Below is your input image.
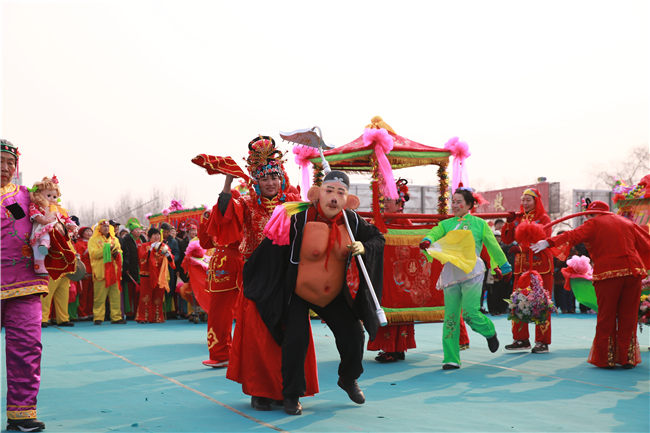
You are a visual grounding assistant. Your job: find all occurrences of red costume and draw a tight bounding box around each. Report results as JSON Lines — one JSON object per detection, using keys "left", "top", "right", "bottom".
{"left": 195, "top": 216, "right": 241, "bottom": 366}
{"left": 206, "top": 136, "right": 318, "bottom": 402}
{"left": 547, "top": 201, "right": 650, "bottom": 368}
{"left": 136, "top": 242, "right": 174, "bottom": 323}
{"left": 73, "top": 231, "right": 93, "bottom": 319}
{"left": 502, "top": 188, "right": 554, "bottom": 346}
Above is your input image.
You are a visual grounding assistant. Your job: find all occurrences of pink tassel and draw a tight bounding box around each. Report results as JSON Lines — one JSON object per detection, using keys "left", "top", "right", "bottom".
{"left": 263, "top": 205, "right": 290, "bottom": 245}
{"left": 444, "top": 137, "right": 471, "bottom": 191}
{"left": 293, "top": 145, "right": 318, "bottom": 200}
{"left": 362, "top": 128, "right": 398, "bottom": 199}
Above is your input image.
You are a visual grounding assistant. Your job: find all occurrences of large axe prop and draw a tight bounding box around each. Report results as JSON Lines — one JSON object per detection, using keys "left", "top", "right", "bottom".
{"left": 280, "top": 126, "right": 388, "bottom": 327}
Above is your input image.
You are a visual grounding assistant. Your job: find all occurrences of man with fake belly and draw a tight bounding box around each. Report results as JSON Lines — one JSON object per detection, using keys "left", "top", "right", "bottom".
{"left": 244, "top": 170, "right": 385, "bottom": 416}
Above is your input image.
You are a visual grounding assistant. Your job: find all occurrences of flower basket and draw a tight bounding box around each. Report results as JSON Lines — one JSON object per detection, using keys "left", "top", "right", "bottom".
{"left": 506, "top": 271, "right": 557, "bottom": 325}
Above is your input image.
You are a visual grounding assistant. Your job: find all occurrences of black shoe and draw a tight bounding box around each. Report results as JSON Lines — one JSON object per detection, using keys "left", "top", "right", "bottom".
{"left": 57, "top": 321, "right": 74, "bottom": 327}
{"left": 6, "top": 418, "right": 45, "bottom": 432}
{"left": 531, "top": 342, "right": 549, "bottom": 354}
{"left": 442, "top": 363, "right": 460, "bottom": 370}
{"left": 94, "top": 320, "right": 102, "bottom": 325}
{"left": 621, "top": 363, "right": 635, "bottom": 369}
{"left": 250, "top": 396, "right": 271, "bottom": 411}
{"left": 111, "top": 319, "right": 127, "bottom": 324}
{"left": 487, "top": 334, "right": 499, "bottom": 353}
{"left": 41, "top": 322, "right": 48, "bottom": 328}
{"left": 504, "top": 339, "right": 531, "bottom": 351}
{"left": 283, "top": 397, "right": 302, "bottom": 415}
{"left": 337, "top": 377, "right": 365, "bottom": 404}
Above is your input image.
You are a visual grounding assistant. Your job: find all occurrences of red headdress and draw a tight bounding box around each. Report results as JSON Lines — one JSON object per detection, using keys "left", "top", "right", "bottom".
{"left": 520, "top": 188, "right": 547, "bottom": 220}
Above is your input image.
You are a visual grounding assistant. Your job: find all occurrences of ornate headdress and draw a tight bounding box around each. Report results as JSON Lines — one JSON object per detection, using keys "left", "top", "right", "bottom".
{"left": 1, "top": 139, "right": 19, "bottom": 159}
{"left": 246, "top": 136, "right": 285, "bottom": 180}
{"left": 246, "top": 135, "right": 288, "bottom": 202}
{"left": 396, "top": 178, "right": 410, "bottom": 205}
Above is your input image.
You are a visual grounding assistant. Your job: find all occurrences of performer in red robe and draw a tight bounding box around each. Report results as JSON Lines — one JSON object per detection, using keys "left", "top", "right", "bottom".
{"left": 206, "top": 136, "right": 318, "bottom": 411}
{"left": 194, "top": 213, "right": 241, "bottom": 368}
{"left": 501, "top": 188, "right": 554, "bottom": 353}
{"left": 532, "top": 200, "right": 650, "bottom": 368}
{"left": 74, "top": 226, "right": 94, "bottom": 320}
{"left": 136, "top": 228, "right": 174, "bottom": 323}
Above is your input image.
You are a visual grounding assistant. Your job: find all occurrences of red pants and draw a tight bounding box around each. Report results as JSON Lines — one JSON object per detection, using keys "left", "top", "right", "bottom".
{"left": 589, "top": 275, "right": 642, "bottom": 368}
{"left": 76, "top": 276, "right": 94, "bottom": 319}
{"left": 511, "top": 272, "right": 554, "bottom": 344}
{"left": 207, "top": 289, "right": 239, "bottom": 362}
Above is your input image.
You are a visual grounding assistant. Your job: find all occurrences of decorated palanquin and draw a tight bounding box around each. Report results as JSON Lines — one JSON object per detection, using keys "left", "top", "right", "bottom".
{"left": 148, "top": 207, "right": 206, "bottom": 230}
{"left": 305, "top": 116, "right": 452, "bottom": 324}
{"left": 381, "top": 227, "right": 445, "bottom": 323}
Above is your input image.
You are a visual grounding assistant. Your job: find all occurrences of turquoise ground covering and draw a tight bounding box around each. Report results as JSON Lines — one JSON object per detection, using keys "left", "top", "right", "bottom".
{"left": 2, "top": 314, "right": 649, "bottom": 432}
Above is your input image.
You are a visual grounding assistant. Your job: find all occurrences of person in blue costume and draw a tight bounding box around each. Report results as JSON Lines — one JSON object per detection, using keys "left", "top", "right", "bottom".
{"left": 420, "top": 187, "right": 512, "bottom": 369}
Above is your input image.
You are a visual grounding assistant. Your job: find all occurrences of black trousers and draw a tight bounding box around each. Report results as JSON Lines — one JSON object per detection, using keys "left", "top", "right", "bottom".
{"left": 282, "top": 292, "right": 365, "bottom": 398}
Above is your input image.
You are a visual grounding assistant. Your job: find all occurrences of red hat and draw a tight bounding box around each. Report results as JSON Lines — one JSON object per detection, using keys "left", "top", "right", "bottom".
{"left": 587, "top": 200, "right": 610, "bottom": 212}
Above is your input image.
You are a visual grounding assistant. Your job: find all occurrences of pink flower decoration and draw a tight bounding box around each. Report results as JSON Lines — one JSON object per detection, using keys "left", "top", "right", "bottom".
{"left": 362, "top": 128, "right": 398, "bottom": 199}
{"left": 292, "top": 145, "right": 319, "bottom": 200}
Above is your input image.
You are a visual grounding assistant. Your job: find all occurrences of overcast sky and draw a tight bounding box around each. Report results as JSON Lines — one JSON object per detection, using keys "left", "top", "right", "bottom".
{"left": 1, "top": 0, "right": 647, "bottom": 217}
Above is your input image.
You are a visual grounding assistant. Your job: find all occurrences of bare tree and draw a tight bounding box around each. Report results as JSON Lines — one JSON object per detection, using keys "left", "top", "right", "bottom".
{"left": 67, "top": 186, "right": 186, "bottom": 228}
{"left": 594, "top": 144, "right": 649, "bottom": 188}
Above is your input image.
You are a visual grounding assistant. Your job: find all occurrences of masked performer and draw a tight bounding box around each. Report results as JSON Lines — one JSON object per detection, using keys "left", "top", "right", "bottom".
{"left": 501, "top": 188, "right": 554, "bottom": 353}
{"left": 247, "top": 170, "right": 385, "bottom": 415}
{"left": 1, "top": 139, "right": 48, "bottom": 432}
{"left": 532, "top": 201, "right": 650, "bottom": 368}
{"left": 205, "top": 136, "right": 318, "bottom": 411}
{"left": 420, "top": 187, "right": 511, "bottom": 370}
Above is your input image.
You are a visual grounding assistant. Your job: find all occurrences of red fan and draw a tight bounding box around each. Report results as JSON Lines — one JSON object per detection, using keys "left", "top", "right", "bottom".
{"left": 191, "top": 154, "right": 250, "bottom": 182}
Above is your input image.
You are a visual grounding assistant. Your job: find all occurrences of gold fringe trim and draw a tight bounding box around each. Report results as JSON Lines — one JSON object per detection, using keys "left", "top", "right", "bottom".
{"left": 385, "top": 309, "right": 445, "bottom": 323}
{"left": 385, "top": 234, "right": 423, "bottom": 246}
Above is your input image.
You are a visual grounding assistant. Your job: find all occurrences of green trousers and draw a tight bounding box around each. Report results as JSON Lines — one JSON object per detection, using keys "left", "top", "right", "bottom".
{"left": 443, "top": 278, "right": 496, "bottom": 365}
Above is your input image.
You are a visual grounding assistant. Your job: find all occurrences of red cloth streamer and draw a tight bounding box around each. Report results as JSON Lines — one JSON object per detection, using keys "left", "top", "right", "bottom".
{"left": 316, "top": 203, "right": 343, "bottom": 270}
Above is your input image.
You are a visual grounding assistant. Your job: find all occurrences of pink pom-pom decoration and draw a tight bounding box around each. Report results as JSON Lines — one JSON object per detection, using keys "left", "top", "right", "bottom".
{"left": 185, "top": 239, "right": 206, "bottom": 258}
{"left": 565, "top": 255, "right": 593, "bottom": 279}
{"left": 263, "top": 205, "right": 291, "bottom": 246}
{"left": 169, "top": 199, "right": 184, "bottom": 211}
{"left": 162, "top": 209, "right": 170, "bottom": 216}
{"left": 362, "top": 128, "right": 398, "bottom": 200}
{"left": 444, "top": 137, "right": 471, "bottom": 192}
{"left": 293, "top": 145, "right": 319, "bottom": 200}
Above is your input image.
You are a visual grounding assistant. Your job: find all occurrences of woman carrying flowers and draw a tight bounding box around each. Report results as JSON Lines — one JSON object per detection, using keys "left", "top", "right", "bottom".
{"left": 501, "top": 188, "right": 554, "bottom": 353}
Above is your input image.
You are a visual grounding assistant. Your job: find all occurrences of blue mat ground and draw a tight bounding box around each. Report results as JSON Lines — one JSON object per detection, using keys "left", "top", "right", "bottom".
{"left": 2, "top": 314, "right": 649, "bottom": 433}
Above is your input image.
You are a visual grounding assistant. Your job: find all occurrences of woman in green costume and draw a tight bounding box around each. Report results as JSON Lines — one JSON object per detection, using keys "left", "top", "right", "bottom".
{"left": 420, "top": 188, "right": 512, "bottom": 369}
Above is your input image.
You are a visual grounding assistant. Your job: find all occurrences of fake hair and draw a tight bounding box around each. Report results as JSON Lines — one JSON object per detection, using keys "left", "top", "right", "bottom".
{"left": 29, "top": 177, "right": 61, "bottom": 209}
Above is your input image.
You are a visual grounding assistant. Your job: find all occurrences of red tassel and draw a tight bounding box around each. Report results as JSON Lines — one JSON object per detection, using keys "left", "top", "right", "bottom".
{"left": 514, "top": 221, "right": 546, "bottom": 248}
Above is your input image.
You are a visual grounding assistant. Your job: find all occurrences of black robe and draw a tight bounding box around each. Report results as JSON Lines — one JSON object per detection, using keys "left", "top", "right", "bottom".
{"left": 120, "top": 234, "right": 140, "bottom": 284}
{"left": 243, "top": 207, "right": 384, "bottom": 345}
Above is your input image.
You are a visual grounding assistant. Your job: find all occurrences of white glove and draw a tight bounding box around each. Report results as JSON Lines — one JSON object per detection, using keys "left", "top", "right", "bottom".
{"left": 530, "top": 240, "right": 549, "bottom": 253}
{"left": 348, "top": 241, "right": 365, "bottom": 256}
